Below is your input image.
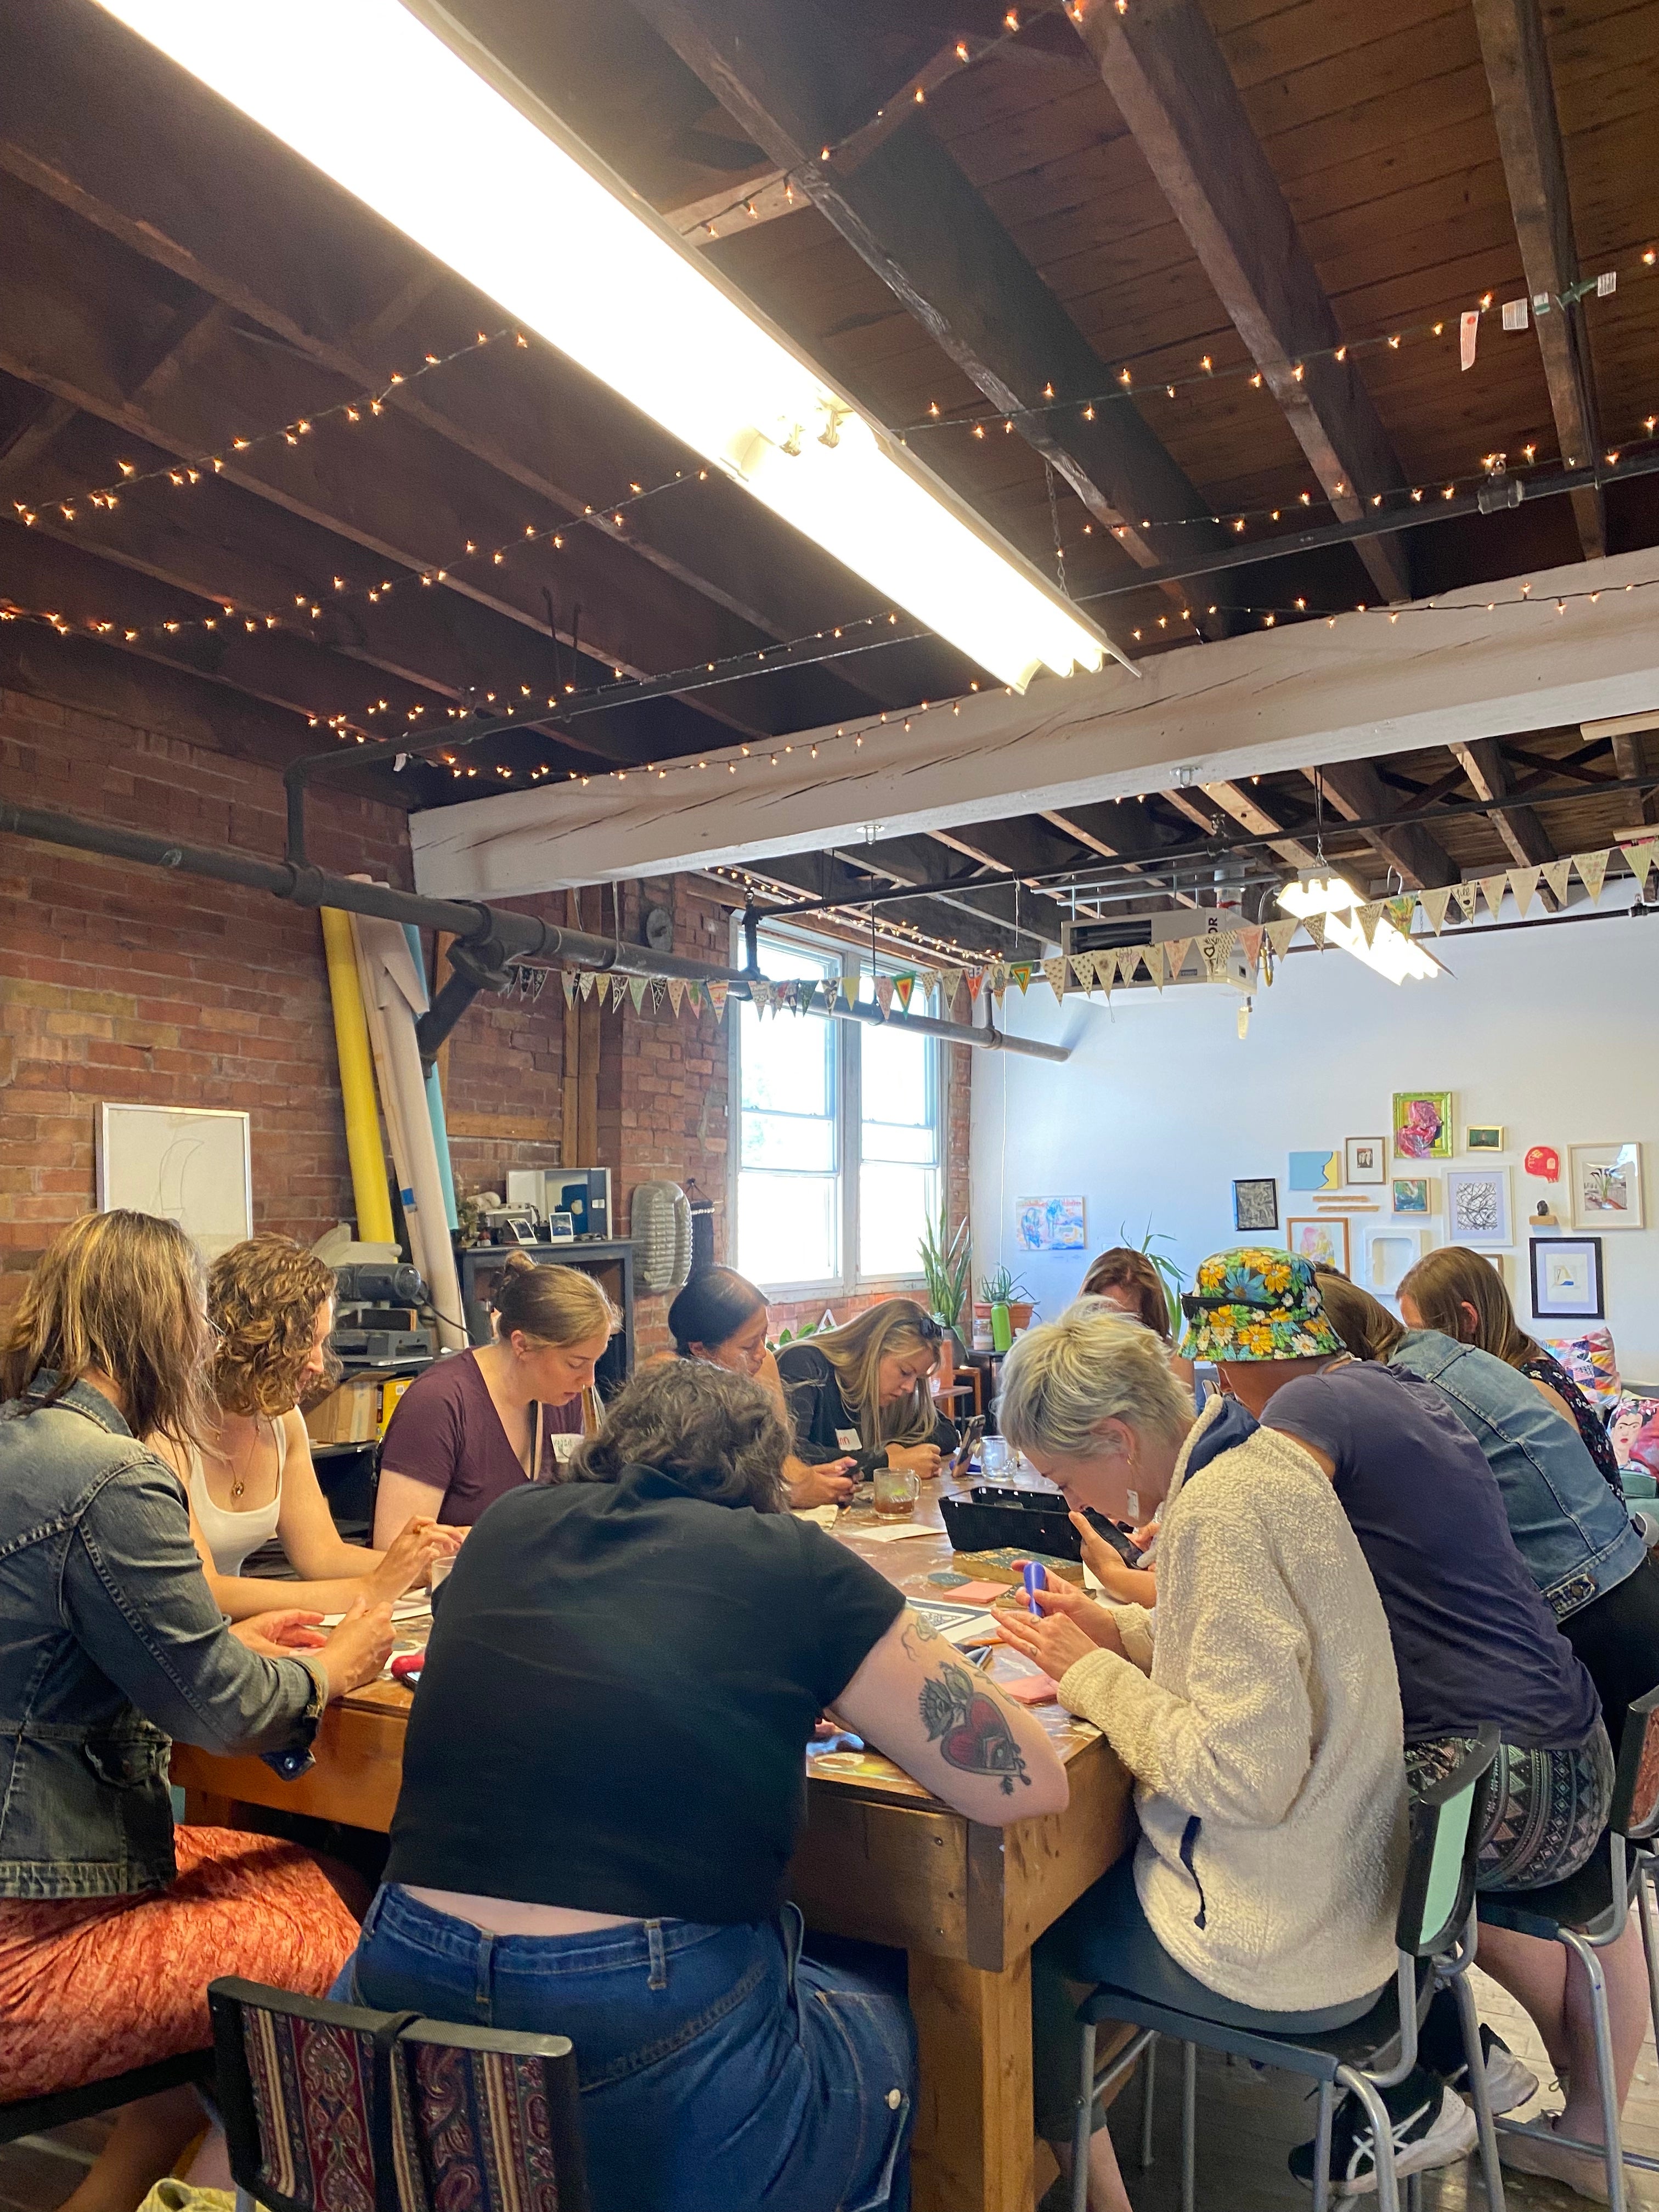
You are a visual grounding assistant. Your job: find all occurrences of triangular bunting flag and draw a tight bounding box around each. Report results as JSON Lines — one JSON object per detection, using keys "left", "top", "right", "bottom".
{"left": 986, "top": 960, "right": 1009, "bottom": 997}
{"left": 1070, "top": 954, "right": 1095, "bottom": 994}
{"left": 917, "top": 969, "right": 941, "bottom": 1008}
{"left": 707, "top": 979, "right": 729, "bottom": 1015}
{"left": 1385, "top": 895, "right": 1418, "bottom": 939}
{"left": 627, "top": 975, "right": 648, "bottom": 1013}
{"left": 1477, "top": 873, "right": 1510, "bottom": 920}
{"left": 1419, "top": 886, "right": 1453, "bottom": 934}
{"left": 1575, "top": 848, "right": 1609, "bottom": 903}
{"left": 1542, "top": 857, "right": 1572, "bottom": 907}
{"left": 1265, "top": 918, "right": 1298, "bottom": 963}
{"left": 1197, "top": 931, "right": 1236, "bottom": 981}
{"left": 650, "top": 978, "right": 668, "bottom": 1014}
{"left": 1165, "top": 938, "right": 1195, "bottom": 977}
{"left": 1508, "top": 866, "right": 1541, "bottom": 919}
{"left": 1302, "top": 913, "right": 1327, "bottom": 951}
{"left": 1011, "top": 962, "right": 1032, "bottom": 994}
{"left": 874, "top": 975, "right": 895, "bottom": 1017}
{"left": 1143, "top": 943, "right": 1166, "bottom": 990}
{"left": 1354, "top": 901, "right": 1386, "bottom": 948}
{"left": 1043, "top": 955, "right": 1068, "bottom": 998}
{"left": 893, "top": 974, "right": 915, "bottom": 1013}
{"left": 939, "top": 969, "right": 962, "bottom": 1012}
{"left": 749, "top": 979, "right": 772, "bottom": 1015}
{"left": 666, "top": 978, "right": 687, "bottom": 1016}
{"left": 1239, "top": 926, "right": 1263, "bottom": 970}
{"left": 1625, "top": 839, "right": 1659, "bottom": 895}
{"left": 561, "top": 970, "right": 577, "bottom": 1006}
{"left": 686, "top": 981, "right": 703, "bottom": 1013}
{"left": 1453, "top": 881, "right": 1480, "bottom": 922}
{"left": 578, "top": 969, "right": 597, "bottom": 1000}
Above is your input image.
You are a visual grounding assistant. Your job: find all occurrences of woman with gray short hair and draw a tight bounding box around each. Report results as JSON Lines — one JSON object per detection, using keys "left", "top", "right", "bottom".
{"left": 995, "top": 1293, "right": 1408, "bottom": 2211}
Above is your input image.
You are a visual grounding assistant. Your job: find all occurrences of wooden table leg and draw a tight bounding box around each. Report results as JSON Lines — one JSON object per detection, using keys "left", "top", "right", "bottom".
{"left": 179, "top": 1786, "right": 234, "bottom": 1827}
{"left": 909, "top": 1949, "right": 1035, "bottom": 2212}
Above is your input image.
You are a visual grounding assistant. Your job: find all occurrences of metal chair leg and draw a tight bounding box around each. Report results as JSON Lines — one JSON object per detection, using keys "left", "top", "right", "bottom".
{"left": 1181, "top": 2041, "right": 1197, "bottom": 2212}
{"left": 1311, "top": 2083, "right": 1334, "bottom": 2212}
{"left": 1069, "top": 2022, "right": 1096, "bottom": 2212}
{"left": 1563, "top": 1928, "right": 1628, "bottom": 2212}
{"left": 1139, "top": 2035, "right": 1157, "bottom": 2170}
{"left": 1405, "top": 2174, "right": 1423, "bottom": 2212}
{"left": 1339, "top": 2068, "right": 1402, "bottom": 2212}
{"left": 1448, "top": 1949, "right": 1507, "bottom": 2209}
{"left": 1637, "top": 1856, "right": 1659, "bottom": 2066}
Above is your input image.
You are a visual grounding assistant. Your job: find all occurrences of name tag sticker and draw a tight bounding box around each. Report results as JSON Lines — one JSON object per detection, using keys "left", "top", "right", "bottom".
{"left": 835, "top": 1429, "right": 861, "bottom": 1452}
{"left": 549, "top": 1431, "right": 582, "bottom": 1464}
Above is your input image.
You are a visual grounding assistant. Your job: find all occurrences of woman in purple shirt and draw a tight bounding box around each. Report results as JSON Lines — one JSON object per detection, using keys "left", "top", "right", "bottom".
{"left": 375, "top": 1252, "right": 613, "bottom": 1539}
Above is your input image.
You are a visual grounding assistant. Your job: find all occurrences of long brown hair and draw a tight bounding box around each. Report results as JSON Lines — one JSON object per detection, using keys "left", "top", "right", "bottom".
{"left": 1313, "top": 1269, "right": 1406, "bottom": 1362}
{"left": 494, "top": 1249, "right": 617, "bottom": 1347}
{"left": 814, "top": 1297, "right": 940, "bottom": 1453}
{"left": 1, "top": 1211, "right": 210, "bottom": 1444}
{"left": 1398, "top": 1246, "right": 1539, "bottom": 1368}
{"left": 1080, "top": 1248, "right": 1172, "bottom": 1342}
{"left": 209, "top": 1235, "right": 338, "bottom": 1417}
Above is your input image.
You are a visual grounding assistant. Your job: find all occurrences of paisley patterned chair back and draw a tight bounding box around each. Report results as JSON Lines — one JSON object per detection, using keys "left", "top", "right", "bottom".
{"left": 208, "top": 1979, "right": 589, "bottom": 2212}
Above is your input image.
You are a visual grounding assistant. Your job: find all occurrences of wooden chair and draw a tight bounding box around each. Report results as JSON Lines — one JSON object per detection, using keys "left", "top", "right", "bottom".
{"left": 208, "top": 1978, "right": 590, "bottom": 2212}
{"left": 0, "top": 2050, "right": 215, "bottom": 2149}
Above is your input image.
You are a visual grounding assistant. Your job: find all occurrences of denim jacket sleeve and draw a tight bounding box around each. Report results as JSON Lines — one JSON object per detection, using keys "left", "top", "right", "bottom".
{"left": 63, "top": 1451, "right": 319, "bottom": 1757}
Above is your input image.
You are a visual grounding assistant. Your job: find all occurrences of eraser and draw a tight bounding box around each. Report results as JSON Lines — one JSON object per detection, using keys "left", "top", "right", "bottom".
{"left": 1005, "top": 1672, "right": 1060, "bottom": 1705}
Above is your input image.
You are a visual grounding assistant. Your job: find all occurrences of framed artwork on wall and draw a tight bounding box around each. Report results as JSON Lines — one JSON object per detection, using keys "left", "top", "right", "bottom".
{"left": 1392, "top": 1178, "right": 1432, "bottom": 1215}
{"left": 1345, "top": 1137, "right": 1387, "bottom": 1186}
{"left": 1446, "top": 1167, "right": 1511, "bottom": 1248}
{"left": 1016, "top": 1196, "right": 1087, "bottom": 1251}
{"left": 1531, "top": 1236, "right": 1605, "bottom": 1321}
{"left": 1570, "top": 1143, "right": 1645, "bottom": 1231}
{"left": 1393, "top": 1091, "right": 1454, "bottom": 1160}
{"left": 1287, "top": 1216, "right": 1350, "bottom": 1274}
{"left": 1233, "top": 1177, "right": 1279, "bottom": 1232}
{"left": 1466, "top": 1125, "right": 1505, "bottom": 1152}
{"left": 1289, "top": 1150, "right": 1341, "bottom": 1192}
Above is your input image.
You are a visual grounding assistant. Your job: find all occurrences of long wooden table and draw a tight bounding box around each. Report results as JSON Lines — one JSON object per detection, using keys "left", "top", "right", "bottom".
{"left": 173, "top": 1483, "right": 1132, "bottom": 2212}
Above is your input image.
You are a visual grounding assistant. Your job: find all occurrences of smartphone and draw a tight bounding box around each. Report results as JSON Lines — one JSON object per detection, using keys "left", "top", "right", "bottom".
{"left": 948, "top": 1416, "right": 986, "bottom": 1476}
{"left": 1081, "top": 1511, "right": 1142, "bottom": 1566}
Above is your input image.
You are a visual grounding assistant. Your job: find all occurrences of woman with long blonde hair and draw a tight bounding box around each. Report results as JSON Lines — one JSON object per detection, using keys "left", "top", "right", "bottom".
{"left": 149, "top": 1235, "right": 458, "bottom": 1620}
{"left": 0, "top": 1211, "right": 392, "bottom": 2212}
{"left": 774, "top": 1297, "right": 957, "bottom": 1480}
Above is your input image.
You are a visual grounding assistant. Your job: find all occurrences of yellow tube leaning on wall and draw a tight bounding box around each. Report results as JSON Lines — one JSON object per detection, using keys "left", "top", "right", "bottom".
{"left": 320, "top": 906, "right": 396, "bottom": 1244}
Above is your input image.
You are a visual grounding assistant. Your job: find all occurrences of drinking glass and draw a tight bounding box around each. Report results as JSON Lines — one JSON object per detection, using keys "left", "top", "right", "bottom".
{"left": 980, "top": 1435, "right": 1011, "bottom": 1479}
{"left": 873, "top": 1465, "right": 920, "bottom": 1519}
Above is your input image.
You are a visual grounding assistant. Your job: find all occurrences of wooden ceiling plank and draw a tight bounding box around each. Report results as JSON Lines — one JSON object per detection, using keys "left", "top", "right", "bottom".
{"left": 1609, "top": 732, "right": 1659, "bottom": 827}
{"left": 1470, "top": 0, "right": 1606, "bottom": 560}
{"left": 831, "top": 834, "right": 1069, "bottom": 951}
{"left": 1200, "top": 779, "right": 1321, "bottom": 867}
{"left": 1069, "top": 0, "right": 1412, "bottom": 605}
{"left": 627, "top": 0, "right": 1229, "bottom": 594}
{"left": 1301, "top": 758, "right": 1460, "bottom": 889}
{"left": 1448, "top": 735, "right": 1560, "bottom": 867}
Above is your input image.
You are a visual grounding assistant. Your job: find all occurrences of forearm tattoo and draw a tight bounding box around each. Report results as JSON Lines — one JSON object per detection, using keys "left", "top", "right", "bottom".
{"left": 919, "top": 1660, "right": 1031, "bottom": 1796}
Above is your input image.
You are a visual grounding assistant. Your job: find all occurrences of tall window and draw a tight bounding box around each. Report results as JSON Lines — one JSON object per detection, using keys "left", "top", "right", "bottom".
{"left": 732, "top": 931, "right": 944, "bottom": 1296}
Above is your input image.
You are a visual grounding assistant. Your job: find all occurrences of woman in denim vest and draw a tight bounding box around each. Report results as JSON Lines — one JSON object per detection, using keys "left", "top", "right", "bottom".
{"left": 0, "top": 1212, "right": 393, "bottom": 2212}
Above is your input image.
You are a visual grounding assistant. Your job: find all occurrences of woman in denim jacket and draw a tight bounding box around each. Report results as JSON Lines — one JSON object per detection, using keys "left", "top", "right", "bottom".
{"left": 0, "top": 1211, "right": 393, "bottom": 2212}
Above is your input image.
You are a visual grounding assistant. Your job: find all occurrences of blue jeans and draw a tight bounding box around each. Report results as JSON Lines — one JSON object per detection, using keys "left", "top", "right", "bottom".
{"left": 337, "top": 1884, "right": 915, "bottom": 2212}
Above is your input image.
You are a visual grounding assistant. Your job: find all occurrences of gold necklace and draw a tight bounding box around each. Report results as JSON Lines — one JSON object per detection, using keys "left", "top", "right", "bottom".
{"left": 212, "top": 1415, "right": 264, "bottom": 1500}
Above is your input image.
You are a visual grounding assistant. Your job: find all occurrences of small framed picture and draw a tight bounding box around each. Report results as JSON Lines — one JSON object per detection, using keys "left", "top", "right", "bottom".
{"left": 1466, "top": 1125, "right": 1505, "bottom": 1152}
{"left": 1393, "top": 1091, "right": 1454, "bottom": 1160}
{"left": 1233, "top": 1177, "right": 1279, "bottom": 1233}
{"left": 1570, "top": 1143, "right": 1645, "bottom": 1231}
{"left": 1392, "top": 1177, "right": 1432, "bottom": 1215}
{"left": 1345, "top": 1136, "right": 1387, "bottom": 1186}
{"left": 1287, "top": 1216, "right": 1350, "bottom": 1275}
{"left": 1446, "top": 1167, "right": 1511, "bottom": 1249}
{"left": 1531, "top": 1236, "right": 1605, "bottom": 1321}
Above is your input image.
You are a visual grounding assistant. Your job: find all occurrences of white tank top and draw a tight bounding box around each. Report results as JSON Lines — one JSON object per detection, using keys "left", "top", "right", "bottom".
{"left": 188, "top": 1417, "right": 288, "bottom": 1576}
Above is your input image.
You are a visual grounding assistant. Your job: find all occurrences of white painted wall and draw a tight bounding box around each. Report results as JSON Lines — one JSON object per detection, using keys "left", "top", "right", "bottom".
{"left": 971, "top": 905, "right": 1659, "bottom": 1374}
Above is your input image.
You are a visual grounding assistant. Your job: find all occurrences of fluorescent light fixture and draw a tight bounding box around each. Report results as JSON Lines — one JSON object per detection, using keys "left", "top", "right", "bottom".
{"left": 94, "top": 0, "right": 1119, "bottom": 695}
{"left": 1277, "top": 872, "right": 1440, "bottom": 985}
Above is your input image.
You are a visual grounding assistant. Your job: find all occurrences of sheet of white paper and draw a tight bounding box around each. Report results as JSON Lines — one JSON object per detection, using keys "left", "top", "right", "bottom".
{"left": 851, "top": 1521, "right": 937, "bottom": 1544}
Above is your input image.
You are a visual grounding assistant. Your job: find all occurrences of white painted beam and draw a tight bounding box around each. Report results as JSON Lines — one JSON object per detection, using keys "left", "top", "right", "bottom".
{"left": 410, "top": 546, "right": 1659, "bottom": 898}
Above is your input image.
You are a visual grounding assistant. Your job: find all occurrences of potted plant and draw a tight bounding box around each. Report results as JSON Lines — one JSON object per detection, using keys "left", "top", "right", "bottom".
{"left": 1122, "top": 1222, "right": 1183, "bottom": 1334}
{"left": 918, "top": 1207, "right": 970, "bottom": 1388}
{"left": 976, "top": 1264, "right": 1034, "bottom": 1346}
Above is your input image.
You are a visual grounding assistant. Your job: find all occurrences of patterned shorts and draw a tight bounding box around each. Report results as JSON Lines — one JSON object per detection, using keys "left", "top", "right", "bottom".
{"left": 1405, "top": 1725, "right": 1614, "bottom": 1891}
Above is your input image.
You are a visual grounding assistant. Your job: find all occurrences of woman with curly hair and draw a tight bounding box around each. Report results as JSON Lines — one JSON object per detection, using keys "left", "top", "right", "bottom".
{"left": 151, "top": 1235, "right": 456, "bottom": 1621}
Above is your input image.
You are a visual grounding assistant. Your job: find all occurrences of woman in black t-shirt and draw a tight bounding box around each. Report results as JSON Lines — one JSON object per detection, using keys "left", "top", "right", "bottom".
{"left": 341, "top": 1360, "right": 1065, "bottom": 2212}
{"left": 775, "top": 1297, "right": 958, "bottom": 1481}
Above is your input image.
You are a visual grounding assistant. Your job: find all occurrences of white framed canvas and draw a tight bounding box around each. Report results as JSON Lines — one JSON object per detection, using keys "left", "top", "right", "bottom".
{"left": 1446, "top": 1167, "right": 1511, "bottom": 1249}
{"left": 1364, "top": 1228, "right": 1426, "bottom": 1298}
{"left": 1570, "top": 1143, "right": 1645, "bottom": 1231}
{"left": 98, "top": 1102, "right": 253, "bottom": 1259}
{"left": 1345, "top": 1136, "right": 1387, "bottom": 1186}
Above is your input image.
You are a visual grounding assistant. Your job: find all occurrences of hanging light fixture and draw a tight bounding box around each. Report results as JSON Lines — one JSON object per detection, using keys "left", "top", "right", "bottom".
{"left": 94, "top": 0, "right": 1120, "bottom": 695}
{"left": 1277, "top": 873, "right": 1441, "bottom": 984}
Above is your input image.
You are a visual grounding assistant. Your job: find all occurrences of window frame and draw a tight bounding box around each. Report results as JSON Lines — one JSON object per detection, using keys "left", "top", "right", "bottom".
{"left": 727, "top": 919, "right": 946, "bottom": 1302}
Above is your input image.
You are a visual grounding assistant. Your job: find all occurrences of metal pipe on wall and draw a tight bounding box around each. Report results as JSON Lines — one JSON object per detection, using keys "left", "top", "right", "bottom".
{"left": 0, "top": 800, "right": 1073, "bottom": 1062}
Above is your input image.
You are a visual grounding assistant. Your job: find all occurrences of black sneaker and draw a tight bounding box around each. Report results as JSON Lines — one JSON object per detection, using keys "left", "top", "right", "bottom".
{"left": 1289, "top": 2075, "right": 1477, "bottom": 2195}
{"left": 1447, "top": 2025, "right": 1538, "bottom": 2115}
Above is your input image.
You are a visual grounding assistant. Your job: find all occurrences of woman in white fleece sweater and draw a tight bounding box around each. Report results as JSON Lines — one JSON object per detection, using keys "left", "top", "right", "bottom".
{"left": 996, "top": 1295, "right": 1408, "bottom": 2212}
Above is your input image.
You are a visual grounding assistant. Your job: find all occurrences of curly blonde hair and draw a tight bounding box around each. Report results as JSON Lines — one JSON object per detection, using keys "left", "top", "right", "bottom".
{"left": 208, "top": 1235, "right": 338, "bottom": 1417}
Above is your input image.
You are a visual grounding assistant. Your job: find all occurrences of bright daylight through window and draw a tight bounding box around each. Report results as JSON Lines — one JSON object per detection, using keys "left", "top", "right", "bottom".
{"left": 735, "top": 940, "right": 941, "bottom": 1295}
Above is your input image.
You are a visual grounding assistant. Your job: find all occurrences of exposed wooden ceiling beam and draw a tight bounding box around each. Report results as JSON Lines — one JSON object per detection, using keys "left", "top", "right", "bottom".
{"left": 1470, "top": 0, "right": 1605, "bottom": 561}
{"left": 1609, "top": 732, "right": 1659, "bottom": 827}
{"left": 1448, "top": 737, "right": 1559, "bottom": 868}
{"left": 1161, "top": 787, "right": 1216, "bottom": 833}
{"left": 409, "top": 542, "right": 1659, "bottom": 898}
{"left": 1200, "top": 780, "right": 1320, "bottom": 869}
{"left": 1070, "top": 0, "right": 1412, "bottom": 606}
{"left": 628, "top": 0, "right": 1230, "bottom": 593}
{"left": 847, "top": 833, "right": 1073, "bottom": 949}
{"left": 725, "top": 848, "right": 1020, "bottom": 960}
{"left": 1302, "top": 759, "right": 1460, "bottom": 890}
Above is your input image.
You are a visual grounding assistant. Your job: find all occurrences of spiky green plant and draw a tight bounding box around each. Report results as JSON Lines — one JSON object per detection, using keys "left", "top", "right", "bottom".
{"left": 919, "top": 1205, "right": 972, "bottom": 1330}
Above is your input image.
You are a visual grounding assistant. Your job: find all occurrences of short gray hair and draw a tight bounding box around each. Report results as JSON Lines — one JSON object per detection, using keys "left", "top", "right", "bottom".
{"left": 998, "top": 1299, "right": 1192, "bottom": 1461}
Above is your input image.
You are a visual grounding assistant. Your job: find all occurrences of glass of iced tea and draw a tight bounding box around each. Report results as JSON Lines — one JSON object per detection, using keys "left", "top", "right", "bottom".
{"left": 873, "top": 1465, "right": 920, "bottom": 1519}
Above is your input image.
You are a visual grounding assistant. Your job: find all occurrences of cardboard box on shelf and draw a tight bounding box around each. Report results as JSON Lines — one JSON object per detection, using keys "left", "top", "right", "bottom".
{"left": 304, "top": 1374, "right": 382, "bottom": 1445}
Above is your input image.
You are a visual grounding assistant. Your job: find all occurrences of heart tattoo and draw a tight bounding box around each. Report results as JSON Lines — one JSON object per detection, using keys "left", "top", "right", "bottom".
{"left": 919, "top": 1663, "right": 1031, "bottom": 1796}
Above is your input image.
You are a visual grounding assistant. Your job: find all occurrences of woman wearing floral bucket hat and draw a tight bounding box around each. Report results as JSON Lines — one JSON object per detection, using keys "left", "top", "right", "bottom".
{"left": 1194, "top": 1250, "right": 1618, "bottom": 2206}
{"left": 995, "top": 1286, "right": 1408, "bottom": 2211}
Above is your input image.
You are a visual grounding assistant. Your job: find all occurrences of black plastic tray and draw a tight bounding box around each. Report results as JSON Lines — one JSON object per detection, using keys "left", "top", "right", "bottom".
{"left": 939, "top": 1483, "right": 1120, "bottom": 1562}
